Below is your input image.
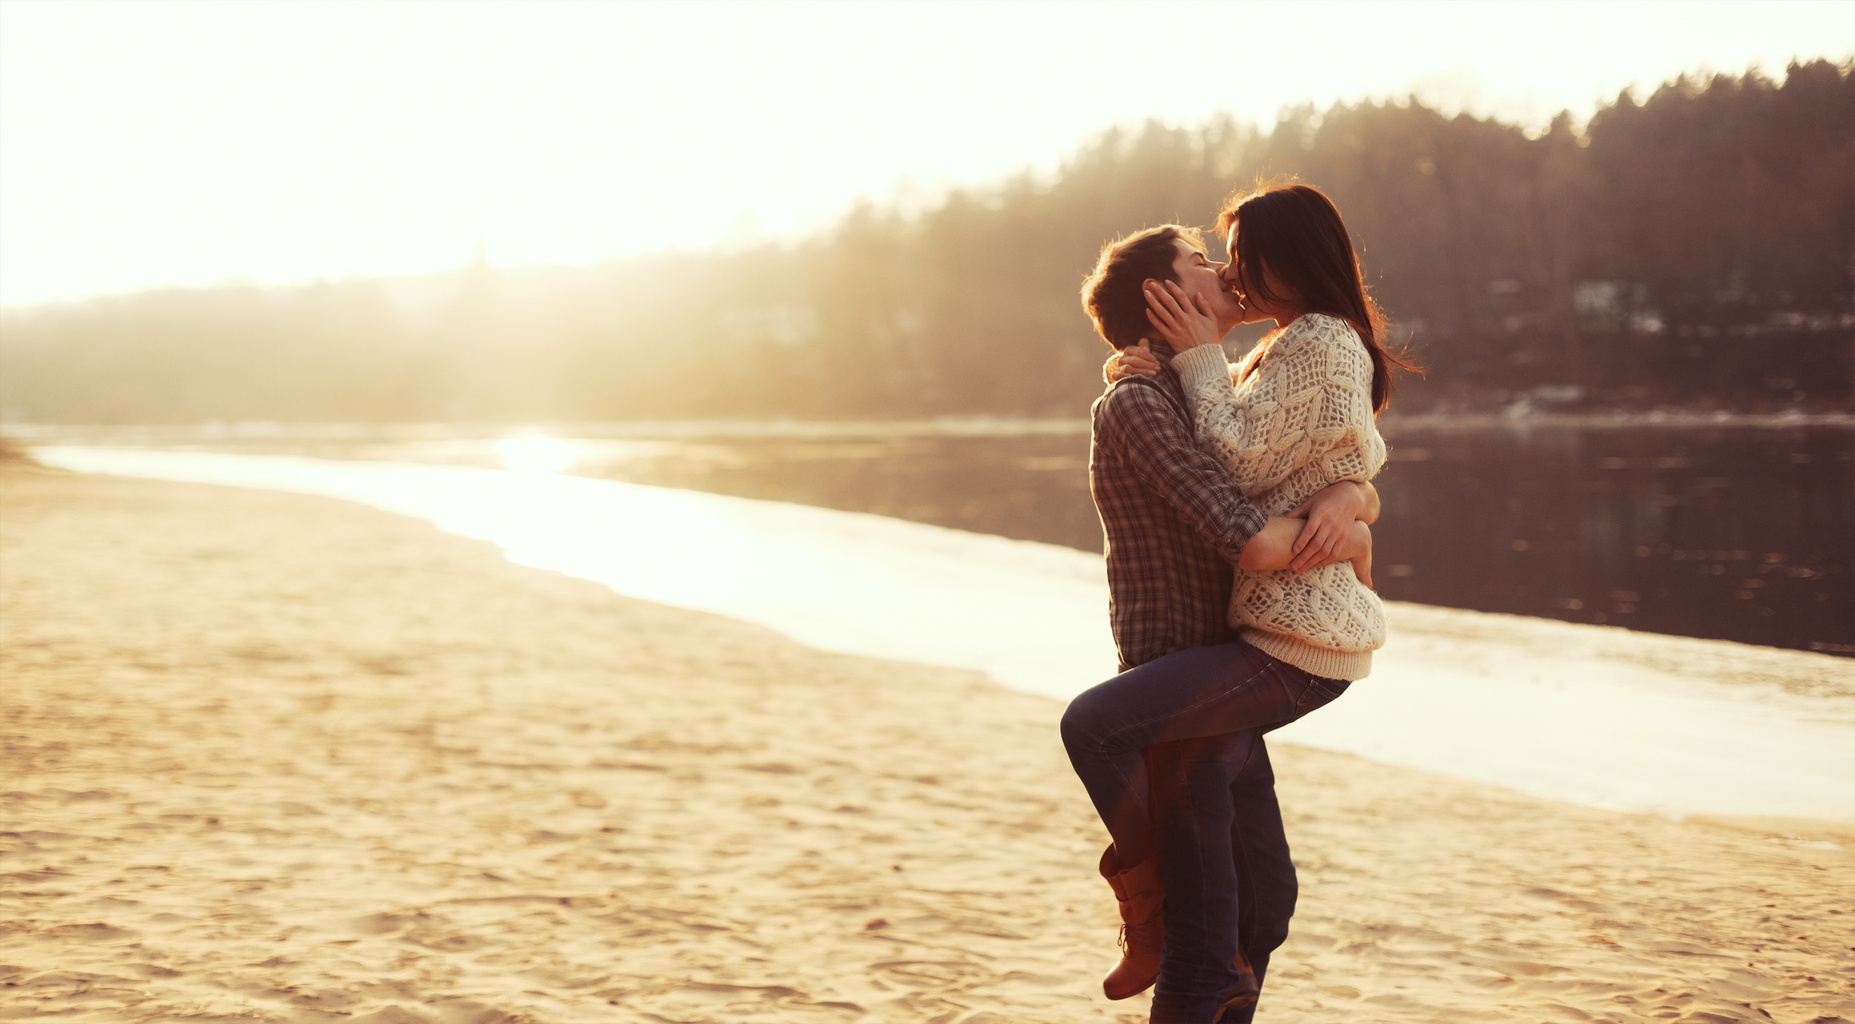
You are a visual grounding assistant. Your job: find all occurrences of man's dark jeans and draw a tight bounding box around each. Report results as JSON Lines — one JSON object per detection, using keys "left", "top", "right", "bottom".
{"left": 1147, "top": 733, "right": 1302, "bottom": 1023}
{"left": 1061, "top": 640, "right": 1350, "bottom": 1022}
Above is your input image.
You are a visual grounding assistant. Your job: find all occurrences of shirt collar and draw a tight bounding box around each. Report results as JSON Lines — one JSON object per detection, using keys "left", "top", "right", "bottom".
{"left": 1146, "top": 339, "right": 1181, "bottom": 368}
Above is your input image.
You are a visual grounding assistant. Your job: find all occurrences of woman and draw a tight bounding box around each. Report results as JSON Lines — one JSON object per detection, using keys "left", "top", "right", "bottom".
{"left": 1063, "top": 181, "right": 1401, "bottom": 1019}
{"left": 1122, "top": 181, "right": 1398, "bottom": 674}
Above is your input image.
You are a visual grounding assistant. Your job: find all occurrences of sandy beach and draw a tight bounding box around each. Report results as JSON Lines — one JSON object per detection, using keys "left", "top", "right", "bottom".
{"left": 3, "top": 461, "right": 1851, "bottom": 1024}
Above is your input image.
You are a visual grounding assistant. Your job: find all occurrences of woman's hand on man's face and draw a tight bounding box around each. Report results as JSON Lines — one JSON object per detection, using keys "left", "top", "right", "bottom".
{"left": 1104, "top": 340, "right": 1163, "bottom": 383}
{"left": 1144, "top": 279, "right": 1225, "bottom": 351}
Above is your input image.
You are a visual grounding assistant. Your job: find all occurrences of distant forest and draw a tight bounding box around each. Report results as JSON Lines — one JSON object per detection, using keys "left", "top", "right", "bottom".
{"left": 3, "top": 61, "right": 1850, "bottom": 424}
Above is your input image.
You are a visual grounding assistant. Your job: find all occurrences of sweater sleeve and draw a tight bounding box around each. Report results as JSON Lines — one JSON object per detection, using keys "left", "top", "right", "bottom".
{"left": 1173, "top": 316, "right": 1382, "bottom": 496}
{"left": 1095, "top": 381, "right": 1267, "bottom": 566}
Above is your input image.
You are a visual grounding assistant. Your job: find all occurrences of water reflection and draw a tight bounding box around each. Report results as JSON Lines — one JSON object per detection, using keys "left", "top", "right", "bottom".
{"left": 1371, "top": 424, "right": 1853, "bottom": 655}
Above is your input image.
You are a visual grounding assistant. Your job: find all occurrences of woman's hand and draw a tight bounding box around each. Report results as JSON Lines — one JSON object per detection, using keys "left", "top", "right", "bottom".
{"left": 1103, "top": 340, "right": 1163, "bottom": 383}
{"left": 1286, "top": 481, "right": 1373, "bottom": 573}
{"left": 1144, "top": 279, "right": 1223, "bottom": 351}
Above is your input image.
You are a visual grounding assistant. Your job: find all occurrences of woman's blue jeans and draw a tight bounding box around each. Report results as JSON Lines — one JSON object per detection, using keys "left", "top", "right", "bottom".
{"left": 1060, "top": 640, "right": 1348, "bottom": 869}
{"left": 1061, "top": 641, "right": 1350, "bottom": 1022}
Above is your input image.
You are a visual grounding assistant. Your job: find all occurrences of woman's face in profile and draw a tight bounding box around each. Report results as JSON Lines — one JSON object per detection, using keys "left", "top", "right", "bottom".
{"left": 1222, "top": 226, "right": 1296, "bottom": 324}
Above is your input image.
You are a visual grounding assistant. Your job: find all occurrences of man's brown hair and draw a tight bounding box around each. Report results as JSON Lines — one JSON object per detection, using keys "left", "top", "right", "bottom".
{"left": 1080, "top": 225, "right": 1204, "bottom": 348}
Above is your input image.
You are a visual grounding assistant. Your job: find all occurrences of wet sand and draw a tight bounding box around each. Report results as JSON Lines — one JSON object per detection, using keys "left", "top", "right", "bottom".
{"left": 3, "top": 463, "right": 1851, "bottom": 1023}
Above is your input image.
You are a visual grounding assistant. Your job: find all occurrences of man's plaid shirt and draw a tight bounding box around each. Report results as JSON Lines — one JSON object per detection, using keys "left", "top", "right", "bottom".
{"left": 1089, "top": 341, "right": 1267, "bottom": 672}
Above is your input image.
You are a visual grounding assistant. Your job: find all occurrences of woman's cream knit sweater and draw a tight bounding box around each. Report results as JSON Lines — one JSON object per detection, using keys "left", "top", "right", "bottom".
{"left": 1171, "top": 313, "right": 1388, "bottom": 680}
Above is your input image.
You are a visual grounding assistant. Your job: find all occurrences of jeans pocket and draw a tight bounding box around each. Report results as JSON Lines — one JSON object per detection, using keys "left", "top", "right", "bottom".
{"left": 1294, "top": 675, "right": 1351, "bottom": 717}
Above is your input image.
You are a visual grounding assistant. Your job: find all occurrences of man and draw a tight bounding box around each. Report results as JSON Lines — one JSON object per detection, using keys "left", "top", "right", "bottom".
{"left": 1070, "top": 224, "right": 1373, "bottom": 1022}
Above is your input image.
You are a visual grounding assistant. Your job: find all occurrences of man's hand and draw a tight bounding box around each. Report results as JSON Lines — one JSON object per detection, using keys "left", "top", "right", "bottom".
{"left": 1344, "top": 520, "right": 1373, "bottom": 589}
{"left": 1286, "top": 481, "right": 1378, "bottom": 573}
{"left": 1104, "top": 340, "right": 1162, "bottom": 384}
{"left": 1239, "top": 515, "right": 1374, "bottom": 589}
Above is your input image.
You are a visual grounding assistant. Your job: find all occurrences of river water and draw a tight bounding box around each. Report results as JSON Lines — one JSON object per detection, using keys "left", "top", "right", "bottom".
{"left": 29, "top": 417, "right": 1846, "bottom": 655}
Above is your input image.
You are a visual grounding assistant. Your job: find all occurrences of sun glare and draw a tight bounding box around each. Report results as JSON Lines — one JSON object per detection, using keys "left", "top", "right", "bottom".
{"left": 496, "top": 436, "right": 577, "bottom": 475}
{"left": 3, "top": 3, "right": 1847, "bottom": 305}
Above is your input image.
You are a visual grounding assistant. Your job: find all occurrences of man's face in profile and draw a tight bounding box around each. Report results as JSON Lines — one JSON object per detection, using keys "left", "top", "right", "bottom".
{"left": 1168, "top": 238, "right": 1244, "bottom": 330}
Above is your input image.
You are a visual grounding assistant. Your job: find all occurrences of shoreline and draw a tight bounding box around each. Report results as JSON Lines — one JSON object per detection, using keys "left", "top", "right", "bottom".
{"left": 27, "top": 445, "right": 1855, "bottom": 824}
{"left": 3, "top": 464, "right": 1852, "bottom": 1022}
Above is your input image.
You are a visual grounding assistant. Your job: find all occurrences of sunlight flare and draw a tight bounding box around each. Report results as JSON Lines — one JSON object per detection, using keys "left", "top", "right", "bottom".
{"left": 496, "top": 436, "right": 577, "bottom": 475}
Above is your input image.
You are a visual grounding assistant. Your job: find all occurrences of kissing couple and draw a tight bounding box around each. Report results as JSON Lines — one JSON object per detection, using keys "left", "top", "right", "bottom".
{"left": 1063, "top": 180, "right": 1408, "bottom": 1022}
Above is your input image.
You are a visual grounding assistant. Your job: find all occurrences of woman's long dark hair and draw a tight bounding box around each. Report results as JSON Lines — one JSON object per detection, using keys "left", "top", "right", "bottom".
{"left": 1217, "top": 181, "right": 1414, "bottom": 413}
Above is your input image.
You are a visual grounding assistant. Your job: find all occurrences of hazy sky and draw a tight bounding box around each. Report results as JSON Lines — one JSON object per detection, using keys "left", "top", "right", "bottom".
{"left": 2, "top": 0, "right": 1850, "bottom": 306}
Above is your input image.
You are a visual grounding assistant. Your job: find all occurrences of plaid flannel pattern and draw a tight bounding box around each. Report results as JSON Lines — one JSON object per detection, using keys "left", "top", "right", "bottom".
{"left": 1089, "top": 342, "right": 1267, "bottom": 671}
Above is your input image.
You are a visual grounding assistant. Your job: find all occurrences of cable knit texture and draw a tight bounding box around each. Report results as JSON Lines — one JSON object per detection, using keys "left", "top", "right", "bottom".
{"left": 1172, "top": 313, "right": 1388, "bottom": 680}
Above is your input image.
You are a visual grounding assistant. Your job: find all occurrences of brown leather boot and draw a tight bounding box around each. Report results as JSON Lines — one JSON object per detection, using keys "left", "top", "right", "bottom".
{"left": 1098, "top": 844, "right": 1165, "bottom": 1000}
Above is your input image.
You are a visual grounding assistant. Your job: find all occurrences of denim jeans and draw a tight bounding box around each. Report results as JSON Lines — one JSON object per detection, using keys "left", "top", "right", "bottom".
{"left": 1060, "top": 641, "right": 1350, "bottom": 1022}
{"left": 1147, "top": 733, "right": 1299, "bottom": 1023}
{"left": 1060, "top": 640, "right": 1348, "bottom": 869}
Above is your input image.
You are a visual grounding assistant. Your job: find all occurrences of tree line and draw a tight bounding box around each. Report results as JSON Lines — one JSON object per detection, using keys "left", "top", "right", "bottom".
{"left": 3, "top": 60, "right": 1849, "bottom": 424}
